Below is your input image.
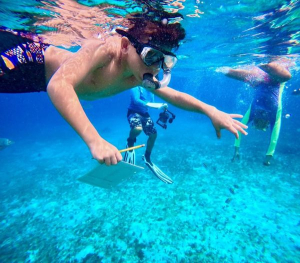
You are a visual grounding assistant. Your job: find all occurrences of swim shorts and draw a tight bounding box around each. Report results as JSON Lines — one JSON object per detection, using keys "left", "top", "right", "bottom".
{"left": 0, "top": 28, "right": 50, "bottom": 93}
{"left": 127, "top": 110, "right": 157, "bottom": 136}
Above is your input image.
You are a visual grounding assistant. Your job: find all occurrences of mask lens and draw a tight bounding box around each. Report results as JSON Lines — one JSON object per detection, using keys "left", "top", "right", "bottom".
{"left": 163, "top": 56, "right": 177, "bottom": 70}
{"left": 140, "top": 47, "right": 177, "bottom": 69}
{"left": 142, "top": 47, "right": 164, "bottom": 66}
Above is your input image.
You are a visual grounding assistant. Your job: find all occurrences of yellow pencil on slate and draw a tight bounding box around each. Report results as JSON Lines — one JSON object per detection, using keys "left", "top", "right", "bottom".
{"left": 119, "top": 144, "right": 145, "bottom": 153}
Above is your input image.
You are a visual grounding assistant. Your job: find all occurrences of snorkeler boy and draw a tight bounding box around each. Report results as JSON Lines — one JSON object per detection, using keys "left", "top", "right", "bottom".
{"left": 217, "top": 59, "right": 292, "bottom": 165}
{"left": 0, "top": 15, "right": 247, "bottom": 166}
{"left": 124, "top": 86, "right": 172, "bottom": 184}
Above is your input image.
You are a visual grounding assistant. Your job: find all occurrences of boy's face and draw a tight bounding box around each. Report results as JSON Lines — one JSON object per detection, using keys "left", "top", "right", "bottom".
{"left": 119, "top": 31, "right": 176, "bottom": 83}
{"left": 127, "top": 45, "right": 161, "bottom": 82}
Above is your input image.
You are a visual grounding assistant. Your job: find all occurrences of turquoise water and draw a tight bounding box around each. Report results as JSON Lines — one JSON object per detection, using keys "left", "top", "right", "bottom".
{"left": 0, "top": 1, "right": 300, "bottom": 262}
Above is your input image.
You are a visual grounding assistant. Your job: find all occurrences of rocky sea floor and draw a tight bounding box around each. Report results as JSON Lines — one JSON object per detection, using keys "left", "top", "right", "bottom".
{"left": 0, "top": 123, "right": 299, "bottom": 263}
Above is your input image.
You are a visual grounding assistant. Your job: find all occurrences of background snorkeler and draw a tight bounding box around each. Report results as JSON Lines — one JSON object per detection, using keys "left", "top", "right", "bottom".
{"left": 217, "top": 58, "right": 293, "bottom": 165}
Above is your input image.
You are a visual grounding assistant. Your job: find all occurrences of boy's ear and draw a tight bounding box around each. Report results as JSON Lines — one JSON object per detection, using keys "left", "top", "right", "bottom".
{"left": 121, "top": 37, "right": 130, "bottom": 54}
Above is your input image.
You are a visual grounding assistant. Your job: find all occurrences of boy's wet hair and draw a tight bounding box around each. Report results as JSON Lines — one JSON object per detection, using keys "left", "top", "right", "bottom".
{"left": 122, "top": 10, "right": 186, "bottom": 50}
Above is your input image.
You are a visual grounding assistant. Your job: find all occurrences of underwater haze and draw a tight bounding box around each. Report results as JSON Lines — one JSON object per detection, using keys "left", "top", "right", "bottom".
{"left": 0, "top": 0, "right": 300, "bottom": 262}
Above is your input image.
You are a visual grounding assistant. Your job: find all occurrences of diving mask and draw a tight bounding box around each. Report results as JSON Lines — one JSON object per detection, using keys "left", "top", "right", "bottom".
{"left": 116, "top": 29, "right": 177, "bottom": 89}
{"left": 116, "top": 29, "right": 177, "bottom": 70}
{"left": 140, "top": 46, "right": 177, "bottom": 70}
{"left": 139, "top": 46, "right": 176, "bottom": 90}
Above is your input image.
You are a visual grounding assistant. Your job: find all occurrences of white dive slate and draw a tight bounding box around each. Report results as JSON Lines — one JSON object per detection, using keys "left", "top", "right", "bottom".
{"left": 78, "top": 161, "right": 144, "bottom": 189}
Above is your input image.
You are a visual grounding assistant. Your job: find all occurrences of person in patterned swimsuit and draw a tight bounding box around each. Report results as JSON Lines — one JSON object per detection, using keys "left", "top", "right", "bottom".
{"left": 217, "top": 59, "right": 292, "bottom": 165}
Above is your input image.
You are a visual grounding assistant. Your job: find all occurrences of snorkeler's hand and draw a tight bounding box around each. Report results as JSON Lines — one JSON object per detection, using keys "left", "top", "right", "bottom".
{"left": 89, "top": 138, "right": 122, "bottom": 166}
{"left": 208, "top": 108, "right": 248, "bottom": 139}
{"left": 215, "top": 67, "right": 230, "bottom": 75}
{"left": 159, "top": 103, "right": 168, "bottom": 110}
{"left": 146, "top": 102, "right": 168, "bottom": 109}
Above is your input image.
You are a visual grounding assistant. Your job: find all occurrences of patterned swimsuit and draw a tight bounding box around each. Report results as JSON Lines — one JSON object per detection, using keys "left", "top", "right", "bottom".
{"left": 0, "top": 28, "right": 50, "bottom": 93}
{"left": 245, "top": 67, "right": 280, "bottom": 127}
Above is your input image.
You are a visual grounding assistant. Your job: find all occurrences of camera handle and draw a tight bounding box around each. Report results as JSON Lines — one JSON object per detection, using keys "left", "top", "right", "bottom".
{"left": 156, "top": 109, "right": 176, "bottom": 129}
{"left": 167, "top": 109, "right": 176, "bottom": 121}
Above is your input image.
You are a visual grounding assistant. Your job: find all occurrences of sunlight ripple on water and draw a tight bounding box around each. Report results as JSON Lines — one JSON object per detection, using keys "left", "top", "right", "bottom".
{"left": 0, "top": 0, "right": 299, "bottom": 67}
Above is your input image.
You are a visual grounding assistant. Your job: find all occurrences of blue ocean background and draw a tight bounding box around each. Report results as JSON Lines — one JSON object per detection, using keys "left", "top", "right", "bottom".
{"left": 0, "top": 0, "right": 300, "bottom": 262}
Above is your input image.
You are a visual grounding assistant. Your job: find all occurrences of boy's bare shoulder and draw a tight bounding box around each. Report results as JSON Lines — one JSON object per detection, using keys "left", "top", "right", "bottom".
{"left": 79, "top": 36, "right": 120, "bottom": 64}
{"left": 81, "top": 36, "right": 120, "bottom": 54}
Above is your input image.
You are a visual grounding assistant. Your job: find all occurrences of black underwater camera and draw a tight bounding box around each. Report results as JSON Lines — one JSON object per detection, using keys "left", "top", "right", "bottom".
{"left": 156, "top": 109, "right": 176, "bottom": 129}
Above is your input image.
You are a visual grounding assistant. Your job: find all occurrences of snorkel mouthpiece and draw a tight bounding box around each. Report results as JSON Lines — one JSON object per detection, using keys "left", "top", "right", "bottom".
{"left": 142, "top": 73, "right": 160, "bottom": 90}
{"left": 159, "top": 69, "right": 171, "bottom": 88}
{"left": 142, "top": 70, "right": 172, "bottom": 90}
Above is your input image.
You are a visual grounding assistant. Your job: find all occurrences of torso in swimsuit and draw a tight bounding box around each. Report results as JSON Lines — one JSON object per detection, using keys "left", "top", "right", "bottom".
{"left": 0, "top": 28, "right": 50, "bottom": 93}
{"left": 246, "top": 67, "right": 281, "bottom": 125}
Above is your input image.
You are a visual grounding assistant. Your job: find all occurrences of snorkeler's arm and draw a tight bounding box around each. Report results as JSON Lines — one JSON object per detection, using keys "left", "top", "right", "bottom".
{"left": 216, "top": 67, "right": 253, "bottom": 82}
{"left": 152, "top": 87, "right": 248, "bottom": 139}
{"left": 47, "top": 43, "right": 122, "bottom": 165}
{"left": 131, "top": 88, "right": 167, "bottom": 109}
{"left": 259, "top": 62, "right": 291, "bottom": 83}
{"left": 146, "top": 92, "right": 167, "bottom": 108}
{"left": 131, "top": 88, "right": 147, "bottom": 106}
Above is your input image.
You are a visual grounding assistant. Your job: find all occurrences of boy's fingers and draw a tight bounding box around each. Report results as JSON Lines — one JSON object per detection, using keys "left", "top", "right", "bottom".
{"left": 231, "top": 128, "right": 239, "bottom": 139}
{"left": 98, "top": 159, "right": 105, "bottom": 165}
{"left": 216, "top": 129, "right": 221, "bottom": 139}
{"left": 110, "top": 156, "right": 118, "bottom": 165}
{"left": 116, "top": 152, "right": 123, "bottom": 162}
{"left": 104, "top": 157, "right": 112, "bottom": 166}
{"left": 225, "top": 124, "right": 239, "bottom": 139}
{"left": 229, "top": 114, "right": 243, "bottom": 119}
{"left": 240, "top": 129, "right": 248, "bottom": 135}
{"left": 233, "top": 119, "right": 248, "bottom": 129}
{"left": 234, "top": 133, "right": 239, "bottom": 139}
{"left": 233, "top": 123, "right": 248, "bottom": 135}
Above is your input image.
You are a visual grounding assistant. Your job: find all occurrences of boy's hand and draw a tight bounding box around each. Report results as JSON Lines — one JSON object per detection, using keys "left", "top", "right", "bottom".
{"left": 89, "top": 138, "right": 122, "bottom": 166}
{"left": 208, "top": 108, "right": 248, "bottom": 139}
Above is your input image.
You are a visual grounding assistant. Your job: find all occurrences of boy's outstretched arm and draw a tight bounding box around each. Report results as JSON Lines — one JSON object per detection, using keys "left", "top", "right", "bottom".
{"left": 153, "top": 87, "right": 248, "bottom": 139}
{"left": 47, "top": 43, "right": 122, "bottom": 166}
